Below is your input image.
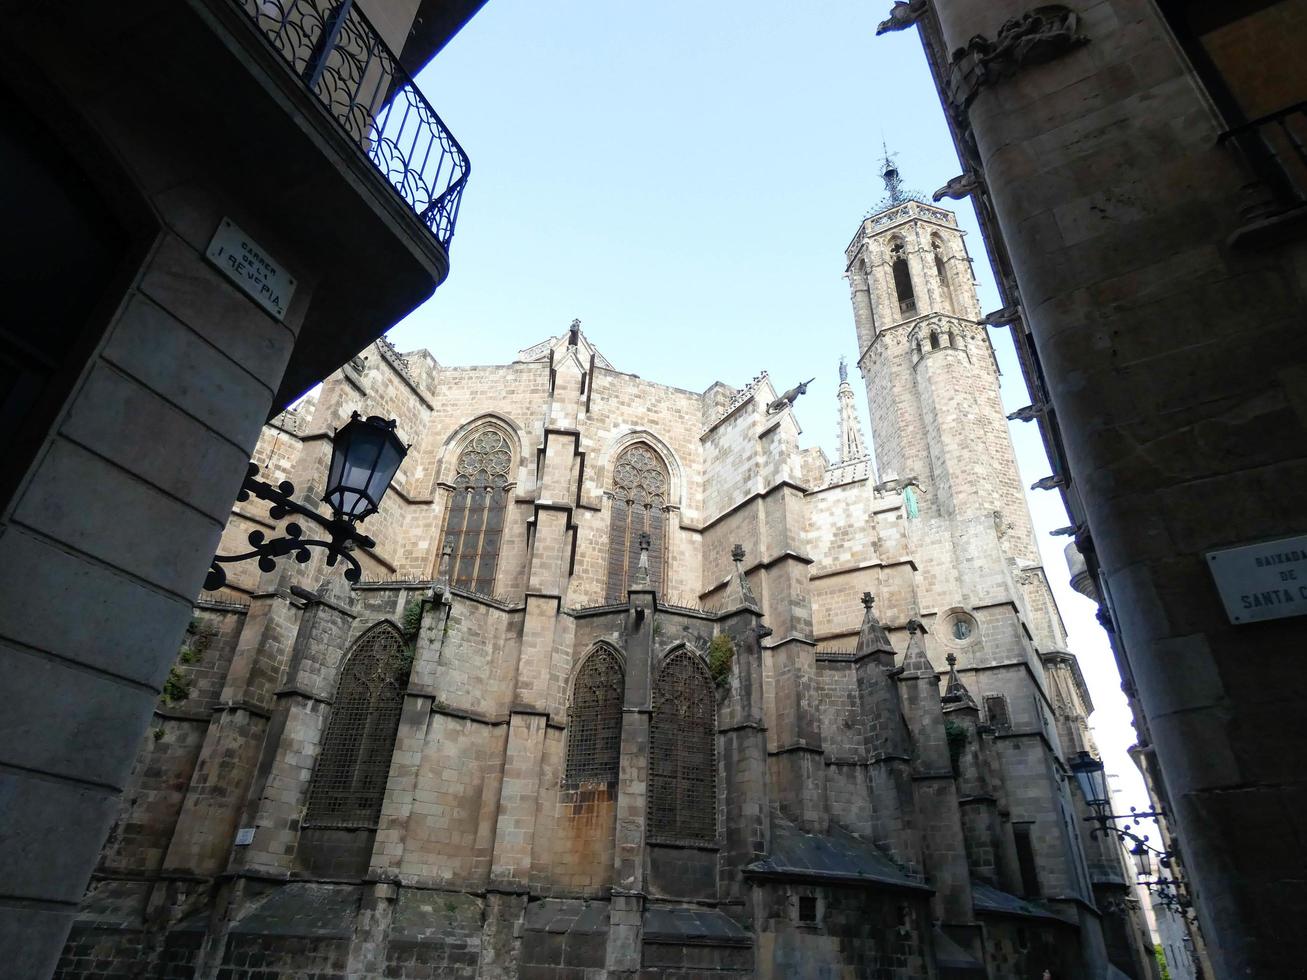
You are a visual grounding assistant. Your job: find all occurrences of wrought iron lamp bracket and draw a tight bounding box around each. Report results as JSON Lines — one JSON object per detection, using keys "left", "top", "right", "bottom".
{"left": 205, "top": 463, "right": 376, "bottom": 591}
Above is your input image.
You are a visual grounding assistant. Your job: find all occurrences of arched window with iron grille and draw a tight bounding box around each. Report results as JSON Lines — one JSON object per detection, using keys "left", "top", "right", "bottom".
{"left": 564, "top": 647, "right": 625, "bottom": 783}
{"left": 305, "top": 623, "right": 412, "bottom": 828}
{"left": 648, "top": 648, "right": 716, "bottom": 842}
{"left": 440, "top": 424, "right": 514, "bottom": 594}
{"left": 606, "top": 443, "right": 669, "bottom": 601}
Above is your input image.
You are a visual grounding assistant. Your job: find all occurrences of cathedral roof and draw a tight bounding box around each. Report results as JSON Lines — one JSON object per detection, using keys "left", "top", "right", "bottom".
{"left": 745, "top": 814, "right": 930, "bottom": 893}
{"left": 516, "top": 320, "right": 615, "bottom": 370}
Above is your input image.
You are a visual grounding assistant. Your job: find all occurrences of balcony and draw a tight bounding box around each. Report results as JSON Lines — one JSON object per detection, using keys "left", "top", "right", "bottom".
{"left": 1218, "top": 102, "right": 1307, "bottom": 248}
{"left": 234, "top": 0, "right": 469, "bottom": 249}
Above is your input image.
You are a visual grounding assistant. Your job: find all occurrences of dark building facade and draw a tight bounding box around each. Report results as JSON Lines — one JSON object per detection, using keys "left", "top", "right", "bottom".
{"left": 878, "top": 0, "right": 1307, "bottom": 975}
{"left": 1, "top": 2, "right": 482, "bottom": 975}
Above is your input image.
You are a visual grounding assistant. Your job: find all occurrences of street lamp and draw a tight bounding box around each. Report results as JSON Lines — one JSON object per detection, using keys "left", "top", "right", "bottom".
{"left": 1068, "top": 751, "right": 1191, "bottom": 911}
{"left": 204, "top": 412, "right": 406, "bottom": 590}
{"left": 1069, "top": 750, "right": 1111, "bottom": 811}
{"left": 1129, "top": 839, "right": 1153, "bottom": 878}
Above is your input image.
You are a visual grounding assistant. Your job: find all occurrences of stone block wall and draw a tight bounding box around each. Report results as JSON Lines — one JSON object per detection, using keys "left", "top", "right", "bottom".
{"left": 755, "top": 884, "right": 931, "bottom": 980}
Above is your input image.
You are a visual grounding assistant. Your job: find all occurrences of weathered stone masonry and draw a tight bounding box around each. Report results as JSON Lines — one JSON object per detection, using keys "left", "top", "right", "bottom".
{"left": 56, "top": 194, "right": 1151, "bottom": 978}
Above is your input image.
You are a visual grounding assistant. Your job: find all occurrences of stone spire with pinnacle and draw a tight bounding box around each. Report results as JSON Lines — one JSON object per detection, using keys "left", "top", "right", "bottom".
{"left": 836, "top": 357, "right": 869, "bottom": 464}
{"left": 942, "top": 651, "right": 978, "bottom": 709}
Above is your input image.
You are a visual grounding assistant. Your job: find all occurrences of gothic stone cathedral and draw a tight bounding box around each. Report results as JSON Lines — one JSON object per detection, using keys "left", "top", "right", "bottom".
{"left": 57, "top": 194, "right": 1152, "bottom": 979}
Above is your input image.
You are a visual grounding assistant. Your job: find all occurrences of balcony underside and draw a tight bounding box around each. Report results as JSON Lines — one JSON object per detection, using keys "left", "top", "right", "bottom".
{"left": 9, "top": 0, "right": 452, "bottom": 408}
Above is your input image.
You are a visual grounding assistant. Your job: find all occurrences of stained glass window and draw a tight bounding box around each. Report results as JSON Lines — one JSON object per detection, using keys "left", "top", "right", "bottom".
{"left": 441, "top": 425, "right": 513, "bottom": 594}
{"left": 606, "top": 443, "right": 668, "bottom": 601}
{"left": 305, "top": 623, "right": 411, "bottom": 828}
{"left": 648, "top": 649, "right": 716, "bottom": 842}
{"left": 565, "top": 647, "right": 624, "bottom": 783}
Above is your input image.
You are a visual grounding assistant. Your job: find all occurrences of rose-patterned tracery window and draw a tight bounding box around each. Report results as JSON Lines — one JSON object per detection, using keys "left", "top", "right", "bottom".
{"left": 606, "top": 443, "right": 669, "bottom": 601}
{"left": 441, "top": 425, "right": 513, "bottom": 594}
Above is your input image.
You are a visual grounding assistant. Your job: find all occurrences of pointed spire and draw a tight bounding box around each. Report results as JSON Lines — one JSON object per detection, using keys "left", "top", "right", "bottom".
{"left": 633, "top": 532, "right": 652, "bottom": 588}
{"left": 722, "top": 543, "right": 760, "bottom": 611}
{"left": 836, "top": 358, "right": 868, "bottom": 463}
{"left": 900, "top": 618, "right": 937, "bottom": 676}
{"left": 854, "top": 592, "right": 896, "bottom": 665}
{"left": 942, "top": 650, "right": 978, "bottom": 709}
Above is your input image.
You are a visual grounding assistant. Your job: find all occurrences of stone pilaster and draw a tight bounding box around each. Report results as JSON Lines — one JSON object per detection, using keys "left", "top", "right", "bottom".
{"left": 895, "top": 622, "right": 975, "bottom": 940}
{"left": 162, "top": 581, "right": 302, "bottom": 876}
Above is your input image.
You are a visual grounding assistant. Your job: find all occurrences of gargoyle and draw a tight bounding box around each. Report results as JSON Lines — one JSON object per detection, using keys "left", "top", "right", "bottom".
{"left": 932, "top": 172, "right": 980, "bottom": 202}
{"left": 766, "top": 378, "right": 815, "bottom": 414}
{"left": 876, "top": 0, "right": 927, "bottom": 35}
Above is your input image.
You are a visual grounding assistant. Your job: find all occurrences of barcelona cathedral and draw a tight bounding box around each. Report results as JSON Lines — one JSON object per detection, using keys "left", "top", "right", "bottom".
{"left": 55, "top": 173, "right": 1155, "bottom": 979}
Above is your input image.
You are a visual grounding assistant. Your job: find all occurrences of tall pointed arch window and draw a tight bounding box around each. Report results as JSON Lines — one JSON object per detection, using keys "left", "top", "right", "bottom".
{"left": 565, "top": 647, "right": 625, "bottom": 783}
{"left": 305, "top": 623, "right": 411, "bottom": 828}
{"left": 648, "top": 649, "right": 716, "bottom": 842}
{"left": 606, "top": 443, "right": 669, "bottom": 600}
{"left": 890, "top": 238, "right": 916, "bottom": 316}
{"left": 441, "top": 425, "right": 513, "bottom": 594}
{"left": 932, "top": 236, "right": 956, "bottom": 314}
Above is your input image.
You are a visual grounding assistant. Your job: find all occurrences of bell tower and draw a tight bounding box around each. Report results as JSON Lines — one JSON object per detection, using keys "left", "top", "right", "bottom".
{"left": 845, "top": 153, "right": 1035, "bottom": 563}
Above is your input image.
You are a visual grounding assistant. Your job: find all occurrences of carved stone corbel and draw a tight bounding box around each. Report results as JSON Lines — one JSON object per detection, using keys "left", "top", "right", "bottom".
{"left": 946, "top": 6, "right": 1089, "bottom": 110}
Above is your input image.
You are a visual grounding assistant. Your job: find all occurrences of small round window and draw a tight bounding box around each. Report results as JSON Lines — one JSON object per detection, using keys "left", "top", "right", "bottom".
{"left": 945, "top": 612, "right": 977, "bottom": 644}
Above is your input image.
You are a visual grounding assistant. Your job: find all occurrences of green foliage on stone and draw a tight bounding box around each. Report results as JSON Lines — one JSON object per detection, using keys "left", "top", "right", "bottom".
{"left": 162, "top": 666, "right": 190, "bottom": 705}
{"left": 401, "top": 598, "right": 425, "bottom": 638}
{"left": 708, "top": 634, "right": 735, "bottom": 689}
{"left": 178, "top": 616, "right": 215, "bottom": 664}
{"left": 163, "top": 617, "right": 215, "bottom": 704}
{"left": 1155, "top": 944, "right": 1171, "bottom": 980}
{"left": 400, "top": 597, "right": 425, "bottom": 666}
{"left": 944, "top": 719, "right": 967, "bottom": 776}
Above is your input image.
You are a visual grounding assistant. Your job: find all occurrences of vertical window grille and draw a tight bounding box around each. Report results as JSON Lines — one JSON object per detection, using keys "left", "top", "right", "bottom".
{"left": 564, "top": 648, "right": 625, "bottom": 783}
{"left": 305, "top": 624, "right": 411, "bottom": 828}
{"left": 648, "top": 649, "right": 716, "bottom": 842}
{"left": 441, "top": 425, "right": 513, "bottom": 594}
{"left": 605, "top": 443, "right": 668, "bottom": 601}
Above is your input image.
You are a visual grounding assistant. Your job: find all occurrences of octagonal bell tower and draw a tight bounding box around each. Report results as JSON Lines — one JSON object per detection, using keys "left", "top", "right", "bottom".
{"left": 845, "top": 153, "right": 1036, "bottom": 565}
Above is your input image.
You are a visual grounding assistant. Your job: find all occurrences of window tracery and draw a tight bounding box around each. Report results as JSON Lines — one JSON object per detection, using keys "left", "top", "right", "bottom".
{"left": 606, "top": 443, "right": 668, "bottom": 600}
{"left": 441, "top": 425, "right": 513, "bottom": 594}
{"left": 305, "top": 623, "right": 411, "bottom": 828}
{"left": 648, "top": 648, "right": 716, "bottom": 842}
{"left": 564, "top": 648, "right": 624, "bottom": 783}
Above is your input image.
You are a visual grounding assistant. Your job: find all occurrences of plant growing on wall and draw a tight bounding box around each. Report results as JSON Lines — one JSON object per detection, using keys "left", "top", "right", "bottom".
{"left": 162, "top": 616, "right": 218, "bottom": 704}
{"left": 708, "top": 634, "right": 735, "bottom": 689}
{"left": 944, "top": 718, "right": 968, "bottom": 776}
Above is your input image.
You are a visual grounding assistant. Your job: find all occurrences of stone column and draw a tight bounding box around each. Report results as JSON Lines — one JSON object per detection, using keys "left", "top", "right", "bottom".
{"left": 716, "top": 546, "right": 773, "bottom": 903}
{"left": 606, "top": 542, "right": 655, "bottom": 976}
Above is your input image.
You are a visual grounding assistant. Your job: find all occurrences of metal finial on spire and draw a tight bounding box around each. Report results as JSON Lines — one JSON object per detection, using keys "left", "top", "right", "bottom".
{"left": 881, "top": 143, "right": 904, "bottom": 205}
{"left": 839, "top": 356, "right": 848, "bottom": 384}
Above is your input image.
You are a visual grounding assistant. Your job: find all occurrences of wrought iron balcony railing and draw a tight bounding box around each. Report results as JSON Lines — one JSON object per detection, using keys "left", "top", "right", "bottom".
{"left": 1218, "top": 101, "right": 1307, "bottom": 220}
{"left": 236, "top": 0, "right": 469, "bottom": 249}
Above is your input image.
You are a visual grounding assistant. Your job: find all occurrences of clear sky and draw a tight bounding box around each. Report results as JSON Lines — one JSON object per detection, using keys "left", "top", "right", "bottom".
{"left": 392, "top": 0, "right": 1152, "bottom": 820}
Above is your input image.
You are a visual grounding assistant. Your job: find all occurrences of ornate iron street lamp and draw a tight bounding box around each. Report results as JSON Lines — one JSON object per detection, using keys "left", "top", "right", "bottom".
{"left": 1069, "top": 750, "right": 1194, "bottom": 914}
{"left": 204, "top": 413, "right": 406, "bottom": 590}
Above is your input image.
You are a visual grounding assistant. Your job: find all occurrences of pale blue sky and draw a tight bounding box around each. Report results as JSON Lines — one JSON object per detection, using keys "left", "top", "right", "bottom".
{"left": 392, "top": 0, "right": 1150, "bottom": 818}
